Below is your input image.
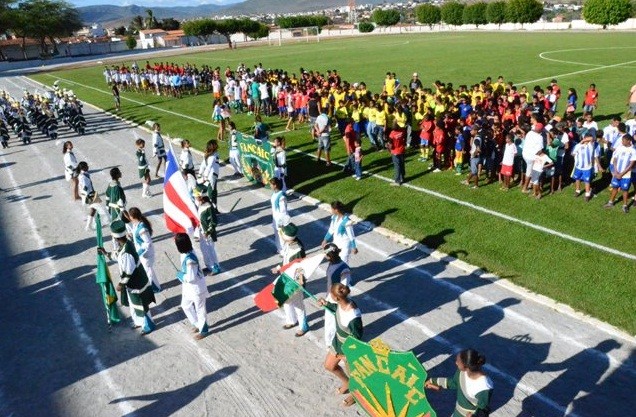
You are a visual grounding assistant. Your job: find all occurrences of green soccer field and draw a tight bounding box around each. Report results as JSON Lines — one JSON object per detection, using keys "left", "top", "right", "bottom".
{"left": 28, "top": 32, "right": 636, "bottom": 334}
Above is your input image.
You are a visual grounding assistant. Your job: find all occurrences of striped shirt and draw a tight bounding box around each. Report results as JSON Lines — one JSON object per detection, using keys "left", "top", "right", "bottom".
{"left": 572, "top": 142, "right": 599, "bottom": 170}
{"left": 612, "top": 144, "right": 636, "bottom": 178}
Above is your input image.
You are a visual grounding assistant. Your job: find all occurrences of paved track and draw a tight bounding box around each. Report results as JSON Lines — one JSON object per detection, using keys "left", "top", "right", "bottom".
{"left": 0, "top": 74, "right": 634, "bottom": 417}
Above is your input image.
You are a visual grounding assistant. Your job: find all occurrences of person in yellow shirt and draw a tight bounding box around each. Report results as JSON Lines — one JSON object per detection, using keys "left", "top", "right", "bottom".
{"left": 383, "top": 72, "right": 396, "bottom": 97}
{"left": 335, "top": 100, "right": 349, "bottom": 137}
{"left": 374, "top": 102, "right": 387, "bottom": 148}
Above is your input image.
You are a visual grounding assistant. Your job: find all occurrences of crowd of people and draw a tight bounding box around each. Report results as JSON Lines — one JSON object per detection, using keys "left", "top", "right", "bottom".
{"left": 107, "top": 61, "right": 636, "bottom": 213}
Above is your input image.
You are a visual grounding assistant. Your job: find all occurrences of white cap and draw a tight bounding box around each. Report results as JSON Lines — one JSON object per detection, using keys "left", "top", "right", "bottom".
{"left": 413, "top": 72, "right": 418, "bottom": 77}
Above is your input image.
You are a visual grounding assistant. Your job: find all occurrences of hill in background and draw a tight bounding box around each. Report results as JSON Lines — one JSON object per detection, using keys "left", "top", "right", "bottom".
{"left": 78, "top": 0, "right": 383, "bottom": 26}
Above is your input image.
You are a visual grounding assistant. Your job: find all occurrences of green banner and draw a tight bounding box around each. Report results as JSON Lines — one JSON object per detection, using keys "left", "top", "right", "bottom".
{"left": 343, "top": 337, "right": 436, "bottom": 417}
{"left": 237, "top": 133, "right": 274, "bottom": 186}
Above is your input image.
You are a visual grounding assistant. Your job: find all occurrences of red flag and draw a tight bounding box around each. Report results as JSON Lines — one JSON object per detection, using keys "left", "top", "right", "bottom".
{"left": 254, "top": 282, "right": 278, "bottom": 312}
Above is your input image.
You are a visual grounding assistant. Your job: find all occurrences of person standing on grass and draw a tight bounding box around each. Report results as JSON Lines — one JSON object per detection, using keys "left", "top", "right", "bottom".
{"left": 387, "top": 120, "right": 407, "bottom": 186}
{"left": 112, "top": 84, "right": 120, "bottom": 112}
{"left": 419, "top": 113, "right": 434, "bottom": 162}
{"left": 174, "top": 233, "right": 210, "bottom": 340}
{"left": 453, "top": 126, "right": 465, "bottom": 176}
{"left": 314, "top": 105, "right": 332, "bottom": 166}
{"left": 317, "top": 283, "right": 363, "bottom": 408}
{"left": 571, "top": 133, "right": 602, "bottom": 202}
{"left": 500, "top": 133, "right": 516, "bottom": 190}
{"left": 530, "top": 149, "right": 553, "bottom": 200}
{"left": 353, "top": 138, "right": 363, "bottom": 181}
{"left": 521, "top": 123, "right": 545, "bottom": 194}
{"left": 228, "top": 121, "right": 242, "bottom": 176}
{"left": 63, "top": 141, "right": 79, "bottom": 201}
{"left": 152, "top": 123, "right": 166, "bottom": 178}
{"left": 463, "top": 126, "right": 482, "bottom": 189}
{"left": 583, "top": 84, "right": 599, "bottom": 114}
{"left": 604, "top": 134, "right": 636, "bottom": 213}
{"left": 432, "top": 119, "right": 445, "bottom": 172}
{"left": 425, "top": 349, "right": 493, "bottom": 417}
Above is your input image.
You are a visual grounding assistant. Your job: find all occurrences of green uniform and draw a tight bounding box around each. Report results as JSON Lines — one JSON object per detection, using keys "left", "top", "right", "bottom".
{"left": 137, "top": 148, "right": 149, "bottom": 178}
{"left": 198, "top": 202, "right": 218, "bottom": 242}
{"left": 104, "top": 180, "right": 126, "bottom": 221}
{"left": 117, "top": 240, "right": 156, "bottom": 317}
{"left": 430, "top": 370, "right": 493, "bottom": 417}
{"left": 325, "top": 301, "right": 362, "bottom": 356}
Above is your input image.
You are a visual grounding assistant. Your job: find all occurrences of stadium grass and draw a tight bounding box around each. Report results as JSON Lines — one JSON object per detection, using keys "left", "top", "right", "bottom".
{"left": 29, "top": 32, "right": 636, "bottom": 334}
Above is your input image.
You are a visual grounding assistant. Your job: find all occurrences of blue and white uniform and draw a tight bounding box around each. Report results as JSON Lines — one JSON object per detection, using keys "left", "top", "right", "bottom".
{"left": 323, "top": 214, "right": 357, "bottom": 264}
{"left": 571, "top": 142, "right": 600, "bottom": 183}
{"left": 132, "top": 222, "right": 161, "bottom": 293}
{"left": 610, "top": 144, "right": 636, "bottom": 191}
{"left": 177, "top": 251, "right": 209, "bottom": 336}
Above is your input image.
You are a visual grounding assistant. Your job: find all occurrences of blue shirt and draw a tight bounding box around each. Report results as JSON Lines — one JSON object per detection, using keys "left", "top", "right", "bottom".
{"left": 454, "top": 135, "right": 465, "bottom": 151}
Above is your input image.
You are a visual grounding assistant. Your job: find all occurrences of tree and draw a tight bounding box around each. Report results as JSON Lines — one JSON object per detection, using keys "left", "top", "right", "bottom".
{"left": 216, "top": 19, "right": 241, "bottom": 48}
{"left": 183, "top": 19, "right": 218, "bottom": 45}
{"left": 10, "top": 0, "right": 82, "bottom": 57}
{"left": 371, "top": 9, "right": 401, "bottom": 27}
{"left": 0, "top": 0, "right": 16, "bottom": 35}
{"left": 463, "top": 2, "right": 488, "bottom": 27}
{"left": 358, "top": 21, "right": 375, "bottom": 32}
{"left": 130, "top": 15, "right": 144, "bottom": 32}
{"left": 505, "top": 0, "right": 543, "bottom": 25}
{"left": 486, "top": 1, "right": 508, "bottom": 26}
{"left": 245, "top": 22, "right": 270, "bottom": 40}
{"left": 125, "top": 35, "right": 137, "bottom": 50}
{"left": 583, "top": 0, "right": 632, "bottom": 28}
{"left": 144, "top": 9, "right": 158, "bottom": 29}
{"left": 441, "top": 1, "right": 465, "bottom": 26}
{"left": 113, "top": 26, "right": 126, "bottom": 36}
{"left": 159, "top": 17, "right": 180, "bottom": 31}
{"left": 415, "top": 4, "right": 441, "bottom": 28}
{"left": 275, "top": 15, "right": 330, "bottom": 29}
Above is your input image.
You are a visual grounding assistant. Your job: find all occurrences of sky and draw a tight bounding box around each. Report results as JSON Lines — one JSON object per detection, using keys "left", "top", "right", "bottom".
{"left": 69, "top": 0, "right": 244, "bottom": 7}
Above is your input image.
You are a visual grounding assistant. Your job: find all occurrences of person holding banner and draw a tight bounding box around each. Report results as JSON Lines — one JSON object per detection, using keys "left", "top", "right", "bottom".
{"left": 271, "top": 221, "right": 309, "bottom": 337}
{"left": 322, "top": 243, "right": 352, "bottom": 349}
{"left": 174, "top": 233, "right": 210, "bottom": 340}
{"left": 98, "top": 220, "right": 156, "bottom": 335}
{"left": 269, "top": 177, "right": 288, "bottom": 255}
{"left": 425, "top": 348, "right": 493, "bottom": 417}
{"left": 317, "top": 283, "right": 363, "bottom": 407}
{"left": 321, "top": 201, "right": 358, "bottom": 264}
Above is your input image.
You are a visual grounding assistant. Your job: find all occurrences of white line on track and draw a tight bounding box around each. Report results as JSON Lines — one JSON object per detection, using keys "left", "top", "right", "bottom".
{"left": 28, "top": 75, "right": 636, "bottom": 263}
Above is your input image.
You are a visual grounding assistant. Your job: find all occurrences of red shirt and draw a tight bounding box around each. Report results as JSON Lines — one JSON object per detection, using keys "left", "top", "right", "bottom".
{"left": 584, "top": 89, "right": 598, "bottom": 106}
{"left": 343, "top": 124, "right": 356, "bottom": 154}
{"left": 388, "top": 129, "right": 406, "bottom": 155}
{"left": 433, "top": 127, "right": 446, "bottom": 153}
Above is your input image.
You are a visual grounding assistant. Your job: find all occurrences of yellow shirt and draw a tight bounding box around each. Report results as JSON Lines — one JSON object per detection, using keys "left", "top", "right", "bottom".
{"left": 384, "top": 78, "right": 396, "bottom": 96}
{"left": 333, "top": 91, "right": 346, "bottom": 105}
{"left": 394, "top": 111, "right": 407, "bottom": 128}
{"left": 335, "top": 105, "right": 348, "bottom": 120}
{"left": 412, "top": 111, "right": 424, "bottom": 130}
{"left": 375, "top": 110, "right": 387, "bottom": 127}
{"left": 367, "top": 107, "right": 377, "bottom": 124}
{"left": 351, "top": 109, "right": 361, "bottom": 122}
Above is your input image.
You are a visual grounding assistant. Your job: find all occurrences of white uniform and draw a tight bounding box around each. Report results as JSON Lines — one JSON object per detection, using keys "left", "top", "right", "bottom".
{"left": 324, "top": 215, "right": 357, "bottom": 264}
{"left": 229, "top": 130, "right": 242, "bottom": 175}
{"left": 63, "top": 150, "right": 78, "bottom": 181}
{"left": 270, "top": 190, "right": 288, "bottom": 253}
{"left": 132, "top": 222, "right": 161, "bottom": 293}
{"left": 179, "top": 252, "right": 209, "bottom": 333}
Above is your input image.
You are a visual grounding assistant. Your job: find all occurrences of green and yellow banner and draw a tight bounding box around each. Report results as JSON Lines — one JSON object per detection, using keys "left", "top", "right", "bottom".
{"left": 237, "top": 133, "right": 274, "bottom": 186}
{"left": 343, "top": 338, "right": 436, "bottom": 417}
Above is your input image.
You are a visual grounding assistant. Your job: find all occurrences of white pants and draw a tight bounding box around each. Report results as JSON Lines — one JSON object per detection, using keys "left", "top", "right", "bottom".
{"left": 324, "top": 309, "right": 336, "bottom": 349}
{"left": 128, "top": 290, "right": 152, "bottom": 327}
{"left": 340, "top": 247, "right": 351, "bottom": 265}
{"left": 199, "top": 235, "right": 219, "bottom": 268}
{"left": 181, "top": 292, "right": 208, "bottom": 331}
{"left": 283, "top": 291, "right": 307, "bottom": 329}
{"left": 140, "top": 253, "right": 161, "bottom": 291}
{"left": 229, "top": 149, "right": 242, "bottom": 174}
{"left": 272, "top": 220, "right": 282, "bottom": 253}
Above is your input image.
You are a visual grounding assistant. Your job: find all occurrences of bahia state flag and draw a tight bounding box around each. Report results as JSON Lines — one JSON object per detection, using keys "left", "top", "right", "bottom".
{"left": 255, "top": 254, "right": 323, "bottom": 312}
{"left": 95, "top": 213, "right": 120, "bottom": 325}
{"left": 163, "top": 146, "right": 199, "bottom": 234}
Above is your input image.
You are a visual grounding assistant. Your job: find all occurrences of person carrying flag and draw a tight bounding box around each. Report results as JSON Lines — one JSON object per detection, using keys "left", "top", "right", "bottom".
{"left": 270, "top": 220, "right": 309, "bottom": 337}
{"left": 98, "top": 220, "right": 156, "bottom": 335}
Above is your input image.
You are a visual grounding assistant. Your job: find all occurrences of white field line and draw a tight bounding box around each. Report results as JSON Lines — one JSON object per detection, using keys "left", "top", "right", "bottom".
{"left": 0, "top": 151, "right": 137, "bottom": 417}
{"left": 16, "top": 76, "right": 629, "bottom": 416}
{"left": 537, "top": 46, "right": 636, "bottom": 68}
{"left": 518, "top": 58, "right": 636, "bottom": 85}
{"left": 27, "top": 75, "right": 636, "bottom": 263}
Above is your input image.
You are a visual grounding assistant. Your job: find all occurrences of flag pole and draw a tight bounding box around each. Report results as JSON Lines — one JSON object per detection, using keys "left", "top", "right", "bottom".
{"left": 164, "top": 251, "right": 179, "bottom": 271}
